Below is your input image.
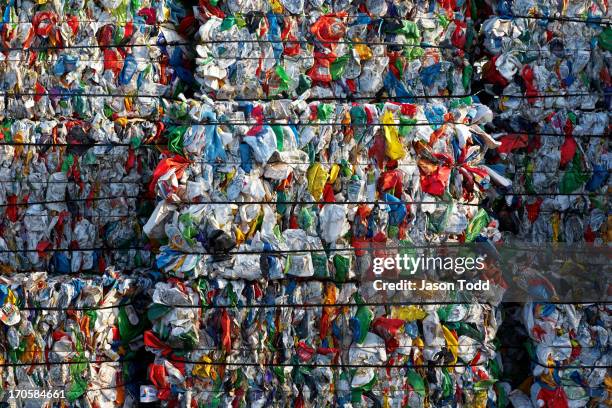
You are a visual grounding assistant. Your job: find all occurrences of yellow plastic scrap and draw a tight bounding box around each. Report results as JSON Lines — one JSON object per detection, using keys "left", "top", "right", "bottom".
{"left": 192, "top": 355, "right": 216, "bottom": 380}
{"left": 551, "top": 212, "right": 560, "bottom": 242}
{"left": 391, "top": 305, "right": 427, "bottom": 321}
{"left": 382, "top": 110, "right": 406, "bottom": 160}
{"left": 413, "top": 337, "right": 425, "bottom": 365}
{"left": 442, "top": 325, "right": 459, "bottom": 365}
{"left": 247, "top": 212, "right": 261, "bottom": 238}
{"left": 172, "top": 256, "right": 186, "bottom": 272}
{"left": 413, "top": 337, "right": 424, "bottom": 348}
{"left": 24, "top": 149, "right": 34, "bottom": 175}
{"left": 498, "top": 95, "right": 509, "bottom": 112}
{"left": 220, "top": 168, "right": 237, "bottom": 193}
{"left": 226, "top": 168, "right": 237, "bottom": 184}
{"left": 13, "top": 132, "right": 24, "bottom": 157}
{"left": 324, "top": 284, "right": 337, "bottom": 305}
{"left": 473, "top": 390, "right": 488, "bottom": 408}
{"left": 329, "top": 164, "right": 340, "bottom": 184}
{"left": 341, "top": 111, "right": 351, "bottom": 125}
{"left": 323, "top": 284, "right": 338, "bottom": 315}
{"left": 269, "top": 0, "right": 284, "bottom": 13}
{"left": 539, "top": 357, "right": 558, "bottom": 388}
{"left": 21, "top": 334, "right": 41, "bottom": 363}
{"left": 306, "top": 163, "right": 329, "bottom": 200}
{"left": 353, "top": 41, "right": 373, "bottom": 61}
{"left": 115, "top": 117, "right": 128, "bottom": 127}
{"left": 6, "top": 289, "right": 17, "bottom": 305}
{"left": 235, "top": 227, "right": 246, "bottom": 246}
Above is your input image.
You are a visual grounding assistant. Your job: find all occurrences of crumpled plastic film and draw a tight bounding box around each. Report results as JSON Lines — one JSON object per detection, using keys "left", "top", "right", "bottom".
{"left": 193, "top": 1, "right": 477, "bottom": 99}
{"left": 0, "top": 268, "right": 154, "bottom": 407}
{"left": 143, "top": 278, "right": 505, "bottom": 407}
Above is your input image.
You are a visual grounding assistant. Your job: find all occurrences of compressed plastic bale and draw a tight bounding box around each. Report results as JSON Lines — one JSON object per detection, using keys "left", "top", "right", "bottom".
{"left": 517, "top": 302, "right": 611, "bottom": 407}
{"left": 193, "top": 0, "right": 477, "bottom": 100}
{"left": 0, "top": 269, "right": 155, "bottom": 406}
{"left": 477, "top": 3, "right": 611, "bottom": 406}
{"left": 139, "top": 80, "right": 509, "bottom": 403}
{"left": 478, "top": 2, "right": 610, "bottom": 243}
{"left": 142, "top": 277, "right": 507, "bottom": 407}
{"left": 0, "top": 119, "right": 159, "bottom": 273}
{"left": 0, "top": 0, "right": 196, "bottom": 275}
{"left": 0, "top": 0, "right": 192, "bottom": 404}
{"left": 143, "top": 98, "right": 501, "bottom": 280}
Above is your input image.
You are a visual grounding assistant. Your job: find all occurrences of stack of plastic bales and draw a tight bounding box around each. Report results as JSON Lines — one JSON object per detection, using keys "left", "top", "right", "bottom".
{"left": 0, "top": 0, "right": 186, "bottom": 404}
{"left": 0, "top": 0, "right": 607, "bottom": 405}
{"left": 0, "top": 268, "right": 155, "bottom": 406}
{"left": 477, "top": 1, "right": 611, "bottom": 407}
{"left": 139, "top": 0, "right": 515, "bottom": 404}
{"left": 479, "top": 0, "right": 610, "bottom": 241}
